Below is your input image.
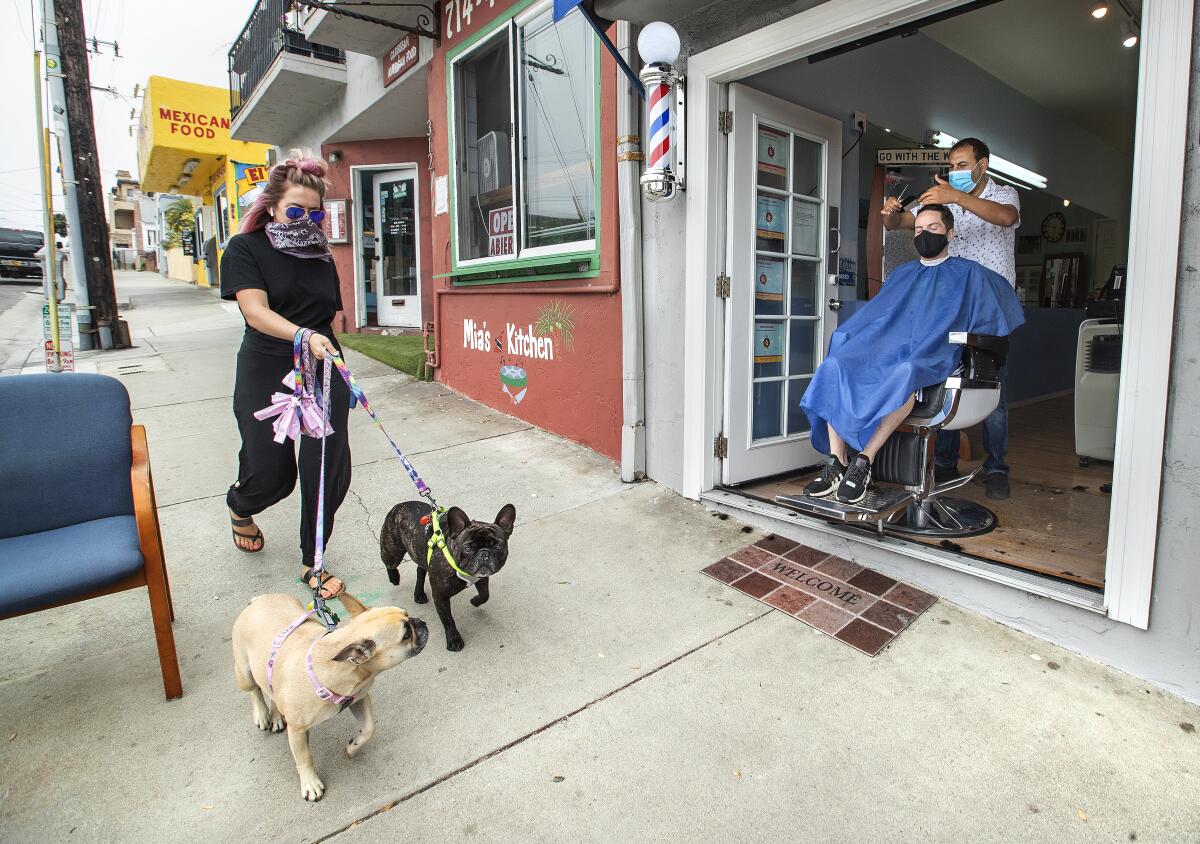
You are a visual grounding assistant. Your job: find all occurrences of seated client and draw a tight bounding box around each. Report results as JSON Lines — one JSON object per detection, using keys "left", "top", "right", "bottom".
{"left": 799, "top": 204, "right": 1024, "bottom": 504}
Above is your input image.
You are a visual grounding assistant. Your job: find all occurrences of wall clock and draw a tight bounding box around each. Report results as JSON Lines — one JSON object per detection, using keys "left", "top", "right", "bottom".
{"left": 1042, "top": 211, "right": 1067, "bottom": 243}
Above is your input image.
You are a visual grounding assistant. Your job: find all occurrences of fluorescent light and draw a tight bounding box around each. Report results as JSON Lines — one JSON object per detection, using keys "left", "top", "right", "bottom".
{"left": 929, "top": 131, "right": 1048, "bottom": 190}
{"left": 1121, "top": 20, "right": 1138, "bottom": 48}
{"left": 178, "top": 174, "right": 191, "bottom": 186}
{"left": 181, "top": 158, "right": 200, "bottom": 175}
{"left": 1089, "top": 1, "right": 1108, "bottom": 19}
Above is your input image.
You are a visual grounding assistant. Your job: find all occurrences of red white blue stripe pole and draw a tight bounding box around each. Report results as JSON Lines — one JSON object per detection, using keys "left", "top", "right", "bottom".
{"left": 638, "top": 22, "right": 681, "bottom": 202}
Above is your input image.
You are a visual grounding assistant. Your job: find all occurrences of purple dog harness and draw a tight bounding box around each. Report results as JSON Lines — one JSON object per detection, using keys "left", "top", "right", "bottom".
{"left": 266, "top": 610, "right": 357, "bottom": 708}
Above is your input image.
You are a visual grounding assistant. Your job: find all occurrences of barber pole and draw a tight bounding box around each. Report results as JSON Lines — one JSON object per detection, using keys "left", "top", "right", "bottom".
{"left": 647, "top": 81, "right": 671, "bottom": 172}
{"left": 639, "top": 60, "right": 678, "bottom": 202}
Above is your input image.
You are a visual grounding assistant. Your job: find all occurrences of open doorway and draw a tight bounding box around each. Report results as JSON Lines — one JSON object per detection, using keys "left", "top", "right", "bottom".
{"left": 719, "top": 0, "right": 1141, "bottom": 591}
{"left": 352, "top": 164, "right": 422, "bottom": 329}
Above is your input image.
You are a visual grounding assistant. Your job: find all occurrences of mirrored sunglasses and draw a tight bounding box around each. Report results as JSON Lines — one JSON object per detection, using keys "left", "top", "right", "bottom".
{"left": 284, "top": 206, "right": 327, "bottom": 223}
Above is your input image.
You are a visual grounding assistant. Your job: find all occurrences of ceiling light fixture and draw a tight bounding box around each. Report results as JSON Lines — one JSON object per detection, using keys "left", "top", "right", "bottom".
{"left": 1089, "top": 1, "right": 1109, "bottom": 19}
{"left": 181, "top": 158, "right": 200, "bottom": 175}
{"left": 1121, "top": 19, "right": 1138, "bottom": 48}
{"left": 930, "top": 130, "right": 1049, "bottom": 190}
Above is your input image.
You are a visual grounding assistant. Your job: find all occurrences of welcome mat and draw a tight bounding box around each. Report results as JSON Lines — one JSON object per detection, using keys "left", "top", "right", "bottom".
{"left": 701, "top": 534, "right": 936, "bottom": 656}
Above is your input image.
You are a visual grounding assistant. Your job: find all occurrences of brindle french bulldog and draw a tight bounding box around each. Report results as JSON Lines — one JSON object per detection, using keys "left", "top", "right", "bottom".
{"left": 379, "top": 501, "right": 516, "bottom": 651}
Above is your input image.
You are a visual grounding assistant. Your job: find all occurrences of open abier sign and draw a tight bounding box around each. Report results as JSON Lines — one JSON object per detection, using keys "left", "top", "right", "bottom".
{"left": 488, "top": 207, "right": 514, "bottom": 257}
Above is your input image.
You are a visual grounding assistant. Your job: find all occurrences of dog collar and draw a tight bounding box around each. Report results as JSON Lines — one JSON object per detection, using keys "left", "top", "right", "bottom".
{"left": 266, "top": 610, "right": 357, "bottom": 709}
{"left": 306, "top": 637, "right": 357, "bottom": 709}
{"left": 423, "top": 509, "right": 480, "bottom": 583}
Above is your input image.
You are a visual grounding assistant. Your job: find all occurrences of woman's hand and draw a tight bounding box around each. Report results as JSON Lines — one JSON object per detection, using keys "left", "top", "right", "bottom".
{"left": 309, "top": 332, "right": 337, "bottom": 361}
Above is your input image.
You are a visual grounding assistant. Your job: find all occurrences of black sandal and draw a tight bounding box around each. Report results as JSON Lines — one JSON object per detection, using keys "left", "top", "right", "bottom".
{"left": 231, "top": 514, "right": 265, "bottom": 553}
{"left": 301, "top": 567, "right": 345, "bottom": 600}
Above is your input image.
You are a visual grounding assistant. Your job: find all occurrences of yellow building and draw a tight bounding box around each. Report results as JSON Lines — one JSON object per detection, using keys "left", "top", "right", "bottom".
{"left": 137, "top": 76, "right": 270, "bottom": 288}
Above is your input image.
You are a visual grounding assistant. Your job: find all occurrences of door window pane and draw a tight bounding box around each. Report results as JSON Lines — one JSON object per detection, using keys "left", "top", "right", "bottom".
{"left": 789, "top": 320, "right": 817, "bottom": 375}
{"left": 753, "top": 320, "right": 784, "bottom": 378}
{"left": 754, "top": 256, "right": 786, "bottom": 316}
{"left": 756, "top": 125, "right": 789, "bottom": 191}
{"left": 791, "top": 198, "right": 820, "bottom": 257}
{"left": 379, "top": 179, "right": 417, "bottom": 297}
{"left": 753, "top": 380, "right": 783, "bottom": 441}
{"left": 790, "top": 259, "right": 818, "bottom": 315}
{"left": 454, "top": 30, "right": 514, "bottom": 261}
{"left": 755, "top": 191, "right": 787, "bottom": 253}
{"left": 792, "top": 135, "right": 822, "bottom": 198}
{"left": 787, "top": 377, "right": 813, "bottom": 434}
{"left": 520, "top": 10, "right": 595, "bottom": 250}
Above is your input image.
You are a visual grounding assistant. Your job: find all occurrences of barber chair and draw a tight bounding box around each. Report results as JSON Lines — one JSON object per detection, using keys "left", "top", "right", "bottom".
{"left": 777, "top": 333, "right": 1008, "bottom": 538}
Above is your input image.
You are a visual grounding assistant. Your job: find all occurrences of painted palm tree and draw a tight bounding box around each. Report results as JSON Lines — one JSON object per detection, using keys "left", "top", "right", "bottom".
{"left": 533, "top": 300, "right": 576, "bottom": 352}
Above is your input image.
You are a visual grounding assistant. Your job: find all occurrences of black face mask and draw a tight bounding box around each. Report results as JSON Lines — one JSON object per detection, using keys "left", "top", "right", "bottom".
{"left": 914, "top": 230, "right": 949, "bottom": 259}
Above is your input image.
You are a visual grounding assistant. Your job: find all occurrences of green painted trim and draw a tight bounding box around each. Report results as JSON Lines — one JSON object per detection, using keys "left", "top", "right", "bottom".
{"left": 439, "top": 249, "right": 598, "bottom": 277}
{"left": 436, "top": 251, "right": 599, "bottom": 281}
{"left": 450, "top": 267, "right": 600, "bottom": 286}
{"left": 445, "top": 0, "right": 603, "bottom": 277}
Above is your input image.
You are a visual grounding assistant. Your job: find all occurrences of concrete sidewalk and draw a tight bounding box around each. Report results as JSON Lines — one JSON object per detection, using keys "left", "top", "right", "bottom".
{"left": 1, "top": 273, "right": 1198, "bottom": 842}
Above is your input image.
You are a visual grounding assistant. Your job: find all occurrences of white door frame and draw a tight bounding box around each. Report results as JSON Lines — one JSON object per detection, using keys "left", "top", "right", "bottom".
{"left": 681, "top": 0, "right": 1193, "bottom": 629}
{"left": 723, "top": 85, "right": 843, "bottom": 483}
{"left": 348, "top": 161, "right": 421, "bottom": 329}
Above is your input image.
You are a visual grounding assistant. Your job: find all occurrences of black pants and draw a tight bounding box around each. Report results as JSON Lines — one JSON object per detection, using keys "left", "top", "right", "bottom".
{"left": 227, "top": 344, "right": 352, "bottom": 567}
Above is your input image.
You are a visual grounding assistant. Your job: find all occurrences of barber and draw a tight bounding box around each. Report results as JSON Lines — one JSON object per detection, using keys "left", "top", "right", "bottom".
{"left": 881, "top": 137, "right": 1020, "bottom": 500}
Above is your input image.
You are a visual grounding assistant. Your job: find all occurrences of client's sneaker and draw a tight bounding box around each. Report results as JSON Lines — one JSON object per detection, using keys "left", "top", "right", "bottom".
{"left": 934, "top": 463, "right": 959, "bottom": 485}
{"left": 837, "top": 455, "right": 873, "bottom": 504}
{"left": 984, "top": 471, "right": 1010, "bottom": 500}
{"left": 803, "top": 457, "right": 847, "bottom": 498}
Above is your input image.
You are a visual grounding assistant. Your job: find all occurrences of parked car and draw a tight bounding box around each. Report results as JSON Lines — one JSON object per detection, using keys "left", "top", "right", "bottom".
{"left": 0, "top": 227, "right": 44, "bottom": 279}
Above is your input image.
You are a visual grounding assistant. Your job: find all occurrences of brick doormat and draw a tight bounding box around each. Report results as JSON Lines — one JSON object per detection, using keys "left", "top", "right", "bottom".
{"left": 701, "top": 534, "right": 936, "bottom": 656}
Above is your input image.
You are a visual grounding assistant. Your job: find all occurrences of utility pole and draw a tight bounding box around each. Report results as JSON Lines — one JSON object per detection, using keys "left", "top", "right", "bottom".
{"left": 54, "top": 0, "right": 128, "bottom": 349}
{"left": 43, "top": 0, "right": 93, "bottom": 350}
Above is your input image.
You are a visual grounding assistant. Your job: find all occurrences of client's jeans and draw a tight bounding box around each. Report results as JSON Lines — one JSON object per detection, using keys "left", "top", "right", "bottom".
{"left": 934, "top": 365, "right": 1009, "bottom": 476}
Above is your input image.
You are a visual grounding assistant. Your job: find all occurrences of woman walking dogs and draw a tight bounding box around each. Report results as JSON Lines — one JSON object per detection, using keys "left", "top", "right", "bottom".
{"left": 221, "top": 150, "right": 349, "bottom": 600}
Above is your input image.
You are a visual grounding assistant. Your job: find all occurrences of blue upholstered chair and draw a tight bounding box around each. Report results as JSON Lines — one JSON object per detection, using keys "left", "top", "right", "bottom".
{"left": 0, "top": 373, "right": 181, "bottom": 699}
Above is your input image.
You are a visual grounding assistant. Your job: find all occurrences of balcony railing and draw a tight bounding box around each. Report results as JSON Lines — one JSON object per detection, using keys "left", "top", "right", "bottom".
{"left": 228, "top": 0, "right": 346, "bottom": 121}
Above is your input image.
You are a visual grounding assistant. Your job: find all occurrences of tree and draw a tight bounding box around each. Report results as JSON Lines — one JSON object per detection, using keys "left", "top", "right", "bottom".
{"left": 53, "top": 213, "right": 67, "bottom": 237}
{"left": 162, "top": 197, "right": 195, "bottom": 249}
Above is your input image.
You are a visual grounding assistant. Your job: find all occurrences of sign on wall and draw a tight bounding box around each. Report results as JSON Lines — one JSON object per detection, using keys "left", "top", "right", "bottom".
{"left": 876, "top": 148, "right": 951, "bottom": 165}
{"left": 487, "top": 207, "right": 514, "bottom": 257}
{"left": 323, "top": 199, "right": 349, "bottom": 243}
{"left": 234, "top": 162, "right": 270, "bottom": 220}
{"left": 384, "top": 34, "right": 420, "bottom": 86}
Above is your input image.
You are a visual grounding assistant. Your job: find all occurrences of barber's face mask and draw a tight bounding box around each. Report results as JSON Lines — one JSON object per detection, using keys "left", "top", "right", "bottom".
{"left": 914, "top": 230, "right": 949, "bottom": 259}
{"left": 947, "top": 162, "right": 980, "bottom": 193}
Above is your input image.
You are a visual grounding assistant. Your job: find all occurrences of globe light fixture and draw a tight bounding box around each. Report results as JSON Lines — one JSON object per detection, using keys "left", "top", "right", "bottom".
{"left": 637, "top": 21, "right": 681, "bottom": 65}
{"left": 637, "top": 22, "right": 682, "bottom": 202}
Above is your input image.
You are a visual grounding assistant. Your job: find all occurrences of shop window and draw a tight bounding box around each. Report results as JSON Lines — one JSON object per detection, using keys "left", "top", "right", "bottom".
{"left": 450, "top": 3, "right": 597, "bottom": 268}
{"left": 214, "top": 184, "right": 231, "bottom": 246}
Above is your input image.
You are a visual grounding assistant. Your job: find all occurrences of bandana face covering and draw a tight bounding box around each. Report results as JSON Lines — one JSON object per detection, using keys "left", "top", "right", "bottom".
{"left": 264, "top": 218, "right": 332, "bottom": 261}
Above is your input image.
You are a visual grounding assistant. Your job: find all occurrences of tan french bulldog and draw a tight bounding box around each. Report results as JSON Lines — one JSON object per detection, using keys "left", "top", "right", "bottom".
{"left": 231, "top": 591, "right": 428, "bottom": 801}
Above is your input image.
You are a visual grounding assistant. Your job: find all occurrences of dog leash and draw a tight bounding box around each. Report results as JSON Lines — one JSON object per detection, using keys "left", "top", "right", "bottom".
{"left": 323, "top": 348, "right": 472, "bottom": 581}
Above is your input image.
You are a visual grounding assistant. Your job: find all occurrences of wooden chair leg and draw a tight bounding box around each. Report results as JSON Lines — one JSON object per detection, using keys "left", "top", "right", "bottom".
{"left": 145, "top": 553, "right": 182, "bottom": 700}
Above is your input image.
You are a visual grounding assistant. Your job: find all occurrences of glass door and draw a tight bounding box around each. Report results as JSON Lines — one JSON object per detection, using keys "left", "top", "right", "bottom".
{"left": 372, "top": 169, "right": 420, "bottom": 327}
{"left": 723, "top": 84, "right": 843, "bottom": 485}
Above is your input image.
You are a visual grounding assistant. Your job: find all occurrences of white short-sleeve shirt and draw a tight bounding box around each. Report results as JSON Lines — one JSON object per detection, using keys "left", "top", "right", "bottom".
{"left": 913, "top": 179, "right": 1020, "bottom": 287}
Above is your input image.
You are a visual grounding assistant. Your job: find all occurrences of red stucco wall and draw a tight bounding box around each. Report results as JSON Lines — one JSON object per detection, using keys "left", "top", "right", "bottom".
{"left": 320, "top": 138, "right": 432, "bottom": 332}
{"left": 427, "top": 0, "right": 623, "bottom": 461}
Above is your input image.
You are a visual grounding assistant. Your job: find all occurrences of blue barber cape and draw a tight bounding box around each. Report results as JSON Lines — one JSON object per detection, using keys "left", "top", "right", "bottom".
{"left": 800, "top": 257, "right": 1024, "bottom": 455}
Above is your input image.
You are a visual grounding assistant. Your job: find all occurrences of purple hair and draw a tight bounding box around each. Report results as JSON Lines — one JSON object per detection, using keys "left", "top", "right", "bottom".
{"left": 239, "top": 149, "right": 330, "bottom": 233}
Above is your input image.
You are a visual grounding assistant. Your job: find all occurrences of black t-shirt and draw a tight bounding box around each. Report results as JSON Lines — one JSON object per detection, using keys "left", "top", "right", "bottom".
{"left": 220, "top": 228, "right": 343, "bottom": 356}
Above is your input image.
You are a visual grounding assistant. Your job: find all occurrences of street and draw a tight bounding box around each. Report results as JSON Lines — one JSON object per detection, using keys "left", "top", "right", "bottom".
{"left": 1, "top": 272, "right": 1197, "bottom": 842}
